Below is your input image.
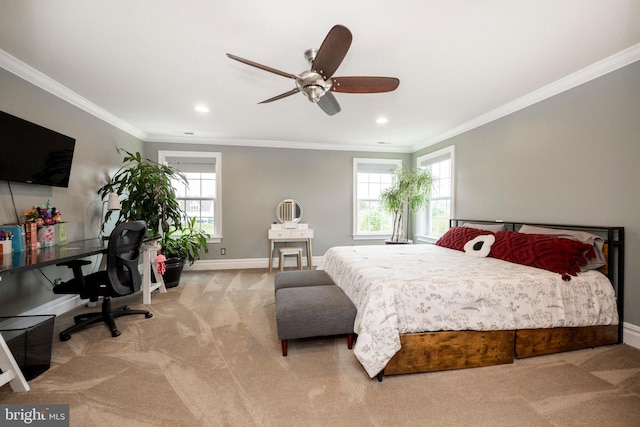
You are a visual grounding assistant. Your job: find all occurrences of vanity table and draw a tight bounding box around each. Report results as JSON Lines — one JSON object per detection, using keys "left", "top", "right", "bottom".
{"left": 268, "top": 199, "right": 314, "bottom": 272}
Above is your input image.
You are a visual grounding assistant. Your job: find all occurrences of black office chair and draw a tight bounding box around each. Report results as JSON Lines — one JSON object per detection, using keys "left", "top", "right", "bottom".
{"left": 54, "top": 220, "right": 152, "bottom": 341}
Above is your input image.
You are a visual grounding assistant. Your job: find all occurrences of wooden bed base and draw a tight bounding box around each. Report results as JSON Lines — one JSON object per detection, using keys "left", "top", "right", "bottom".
{"left": 515, "top": 325, "right": 618, "bottom": 358}
{"left": 382, "top": 325, "right": 619, "bottom": 377}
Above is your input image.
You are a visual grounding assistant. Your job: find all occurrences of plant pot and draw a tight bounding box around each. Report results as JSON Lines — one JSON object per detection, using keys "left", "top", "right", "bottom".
{"left": 163, "top": 257, "right": 185, "bottom": 288}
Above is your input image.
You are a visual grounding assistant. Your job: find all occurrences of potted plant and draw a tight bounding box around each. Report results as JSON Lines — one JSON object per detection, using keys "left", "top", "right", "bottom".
{"left": 160, "top": 217, "right": 210, "bottom": 287}
{"left": 97, "top": 149, "right": 185, "bottom": 238}
{"left": 380, "top": 164, "right": 433, "bottom": 243}
{"left": 97, "top": 149, "right": 209, "bottom": 286}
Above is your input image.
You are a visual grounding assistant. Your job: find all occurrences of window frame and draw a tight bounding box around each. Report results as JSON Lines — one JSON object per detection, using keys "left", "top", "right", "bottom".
{"left": 415, "top": 146, "right": 455, "bottom": 243}
{"left": 158, "top": 150, "right": 222, "bottom": 243}
{"left": 352, "top": 157, "right": 403, "bottom": 240}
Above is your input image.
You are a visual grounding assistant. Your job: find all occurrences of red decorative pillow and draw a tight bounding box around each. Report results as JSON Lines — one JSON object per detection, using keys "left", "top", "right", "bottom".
{"left": 435, "top": 227, "right": 494, "bottom": 251}
{"left": 490, "top": 231, "right": 594, "bottom": 280}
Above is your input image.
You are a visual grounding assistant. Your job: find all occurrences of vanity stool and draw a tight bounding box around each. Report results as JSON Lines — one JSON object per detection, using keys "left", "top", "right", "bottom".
{"left": 279, "top": 246, "right": 303, "bottom": 271}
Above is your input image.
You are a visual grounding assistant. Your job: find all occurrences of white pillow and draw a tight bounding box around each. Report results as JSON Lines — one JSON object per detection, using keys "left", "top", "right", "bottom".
{"left": 518, "top": 224, "right": 605, "bottom": 271}
{"left": 463, "top": 234, "right": 496, "bottom": 257}
{"left": 463, "top": 222, "right": 506, "bottom": 232}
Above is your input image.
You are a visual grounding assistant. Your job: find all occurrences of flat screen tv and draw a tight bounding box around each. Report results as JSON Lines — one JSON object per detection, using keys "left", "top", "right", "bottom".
{"left": 0, "top": 111, "right": 76, "bottom": 188}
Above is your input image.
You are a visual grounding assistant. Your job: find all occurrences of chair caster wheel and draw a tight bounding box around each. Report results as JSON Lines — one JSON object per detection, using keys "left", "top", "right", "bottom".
{"left": 111, "top": 329, "right": 121, "bottom": 338}
{"left": 145, "top": 313, "right": 153, "bottom": 319}
{"left": 60, "top": 333, "right": 71, "bottom": 341}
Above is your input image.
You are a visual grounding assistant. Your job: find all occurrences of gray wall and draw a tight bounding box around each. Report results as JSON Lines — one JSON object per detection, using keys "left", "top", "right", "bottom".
{"left": 0, "top": 68, "right": 143, "bottom": 316}
{"left": 144, "top": 143, "right": 410, "bottom": 260}
{"left": 414, "top": 61, "right": 640, "bottom": 326}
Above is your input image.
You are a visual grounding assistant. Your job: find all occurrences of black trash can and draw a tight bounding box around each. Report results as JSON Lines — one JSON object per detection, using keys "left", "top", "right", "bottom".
{"left": 0, "top": 315, "right": 55, "bottom": 380}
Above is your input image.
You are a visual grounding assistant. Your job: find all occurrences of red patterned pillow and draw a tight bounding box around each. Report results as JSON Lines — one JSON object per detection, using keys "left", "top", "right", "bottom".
{"left": 435, "top": 227, "right": 494, "bottom": 251}
{"left": 490, "top": 231, "right": 594, "bottom": 280}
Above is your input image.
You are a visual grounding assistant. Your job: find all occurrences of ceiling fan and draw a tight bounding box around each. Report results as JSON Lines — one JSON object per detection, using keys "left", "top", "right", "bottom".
{"left": 226, "top": 25, "right": 400, "bottom": 116}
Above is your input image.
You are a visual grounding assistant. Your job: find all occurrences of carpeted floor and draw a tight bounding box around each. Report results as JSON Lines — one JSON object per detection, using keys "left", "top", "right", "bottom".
{"left": 2, "top": 269, "right": 640, "bottom": 426}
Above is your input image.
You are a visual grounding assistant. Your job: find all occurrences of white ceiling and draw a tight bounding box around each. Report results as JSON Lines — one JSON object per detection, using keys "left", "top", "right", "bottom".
{"left": 1, "top": 1, "right": 640, "bottom": 153}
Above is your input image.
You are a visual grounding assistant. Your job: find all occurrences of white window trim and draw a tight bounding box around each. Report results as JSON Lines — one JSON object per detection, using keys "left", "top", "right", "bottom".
{"left": 158, "top": 150, "right": 222, "bottom": 243}
{"left": 415, "top": 146, "right": 455, "bottom": 243}
{"left": 352, "top": 157, "right": 402, "bottom": 240}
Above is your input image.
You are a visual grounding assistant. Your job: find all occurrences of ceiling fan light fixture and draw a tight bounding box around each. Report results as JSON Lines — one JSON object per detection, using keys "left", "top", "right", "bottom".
{"left": 302, "top": 85, "right": 326, "bottom": 103}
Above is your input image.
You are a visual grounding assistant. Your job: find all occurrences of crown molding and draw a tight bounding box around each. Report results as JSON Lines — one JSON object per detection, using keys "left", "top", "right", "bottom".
{"left": 0, "top": 49, "right": 147, "bottom": 140}
{"left": 412, "top": 42, "right": 640, "bottom": 152}
{"left": 146, "top": 134, "right": 414, "bottom": 153}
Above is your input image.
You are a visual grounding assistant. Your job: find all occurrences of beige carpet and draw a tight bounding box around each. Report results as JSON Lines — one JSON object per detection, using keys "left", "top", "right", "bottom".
{"left": 2, "top": 269, "right": 640, "bottom": 427}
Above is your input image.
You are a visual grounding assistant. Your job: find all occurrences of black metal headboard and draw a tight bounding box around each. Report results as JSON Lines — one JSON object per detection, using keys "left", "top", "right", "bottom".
{"left": 449, "top": 219, "right": 625, "bottom": 344}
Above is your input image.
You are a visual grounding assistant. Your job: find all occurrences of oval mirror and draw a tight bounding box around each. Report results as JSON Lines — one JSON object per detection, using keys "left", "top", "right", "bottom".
{"left": 276, "top": 199, "right": 303, "bottom": 224}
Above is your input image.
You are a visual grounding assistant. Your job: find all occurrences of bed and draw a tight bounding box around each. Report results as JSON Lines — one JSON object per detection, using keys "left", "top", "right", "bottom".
{"left": 317, "top": 220, "right": 625, "bottom": 380}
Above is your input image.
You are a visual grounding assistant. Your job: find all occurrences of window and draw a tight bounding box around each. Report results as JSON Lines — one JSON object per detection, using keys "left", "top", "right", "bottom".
{"left": 158, "top": 151, "right": 222, "bottom": 243}
{"left": 353, "top": 158, "right": 402, "bottom": 239}
{"left": 415, "top": 146, "right": 455, "bottom": 242}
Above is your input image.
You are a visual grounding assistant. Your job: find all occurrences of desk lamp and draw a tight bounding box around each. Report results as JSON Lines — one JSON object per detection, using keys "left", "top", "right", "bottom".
{"left": 100, "top": 193, "right": 122, "bottom": 239}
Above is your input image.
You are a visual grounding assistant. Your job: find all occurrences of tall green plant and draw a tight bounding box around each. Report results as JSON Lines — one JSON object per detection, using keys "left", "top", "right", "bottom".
{"left": 380, "top": 165, "right": 433, "bottom": 242}
{"left": 97, "top": 149, "right": 186, "bottom": 238}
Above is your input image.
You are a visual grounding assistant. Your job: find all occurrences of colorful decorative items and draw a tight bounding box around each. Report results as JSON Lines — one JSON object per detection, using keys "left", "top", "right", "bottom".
{"left": 21, "top": 200, "right": 66, "bottom": 248}
{"left": 24, "top": 200, "right": 63, "bottom": 228}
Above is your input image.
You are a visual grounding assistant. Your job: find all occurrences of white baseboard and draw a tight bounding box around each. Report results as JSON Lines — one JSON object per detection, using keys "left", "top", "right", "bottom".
{"left": 20, "top": 295, "right": 86, "bottom": 317}
{"left": 623, "top": 322, "right": 640, "bottom": 349}
{"left": 185, "top": 256, "right": 323, "bottom": 271}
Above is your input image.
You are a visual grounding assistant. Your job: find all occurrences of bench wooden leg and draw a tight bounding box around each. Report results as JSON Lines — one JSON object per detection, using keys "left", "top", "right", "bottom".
{"left": 281, "top": 340, "right": 288, "bottom": 357}
{"left": 347, "top": 333, "right": 354, "bottom": 349}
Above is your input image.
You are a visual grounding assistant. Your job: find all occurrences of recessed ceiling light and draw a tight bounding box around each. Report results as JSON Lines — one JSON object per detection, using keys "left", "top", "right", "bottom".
{"left": 376, "top": 117, "right": 388, "bottom": 124}
{"left": 194, "top": 105, "right": 209, "bottom": 113}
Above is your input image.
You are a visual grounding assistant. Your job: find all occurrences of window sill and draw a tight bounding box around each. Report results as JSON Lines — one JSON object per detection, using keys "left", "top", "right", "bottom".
{"left": 414, "top": 234, "right": 439, "bottom": 244}
{"left": 352, "top": 234, "right": 392, "bottom": 241}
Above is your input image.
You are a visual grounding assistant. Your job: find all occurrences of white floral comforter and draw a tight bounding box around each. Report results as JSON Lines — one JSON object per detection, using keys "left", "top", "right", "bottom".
{"left": 317, "top": 244, "right": 618, "bottom": 378}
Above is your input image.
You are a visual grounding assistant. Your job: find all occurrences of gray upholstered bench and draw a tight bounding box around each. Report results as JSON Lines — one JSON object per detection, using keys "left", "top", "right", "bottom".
{"left": 274, "top": 269, "right": 335, "bottom": 294}
{"left": 275, "top": 277, "right": 356, "bottom": 357}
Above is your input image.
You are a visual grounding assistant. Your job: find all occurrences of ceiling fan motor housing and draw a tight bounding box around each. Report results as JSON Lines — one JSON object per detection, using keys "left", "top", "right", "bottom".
{"left": 295, "top": 70, "right": 333, "bottom": 103}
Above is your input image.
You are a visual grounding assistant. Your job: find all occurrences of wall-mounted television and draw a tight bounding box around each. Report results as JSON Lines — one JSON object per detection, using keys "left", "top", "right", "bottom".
{"left": 0, "top": 111, "right": 76, "bottom": 188}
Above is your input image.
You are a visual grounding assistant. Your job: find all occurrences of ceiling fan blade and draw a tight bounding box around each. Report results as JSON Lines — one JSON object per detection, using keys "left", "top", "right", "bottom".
{"left": 258, "top": 88, "right": 300, "bottom": 104}
{"left": 331, "top": 76, "right": 400, "bottom": 93}
{"left": 226, "top": 53, "right": 297, "bottom": 79}
{"left": 317, "top": 92, "right": 341, "bottom": 116}
{"left": 312, "top": 25, "right": 352, "bottom": 80}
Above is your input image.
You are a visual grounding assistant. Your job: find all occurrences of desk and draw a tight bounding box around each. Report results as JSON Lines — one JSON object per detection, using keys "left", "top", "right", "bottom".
{"left": 268, "top": 228, "right": 314, "bottom": 273}
{"left": 0, "top": 239, "right": 106, "bottom": 277}
{"left": 0, "top": 238, "right": 165, "bottom": 304}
